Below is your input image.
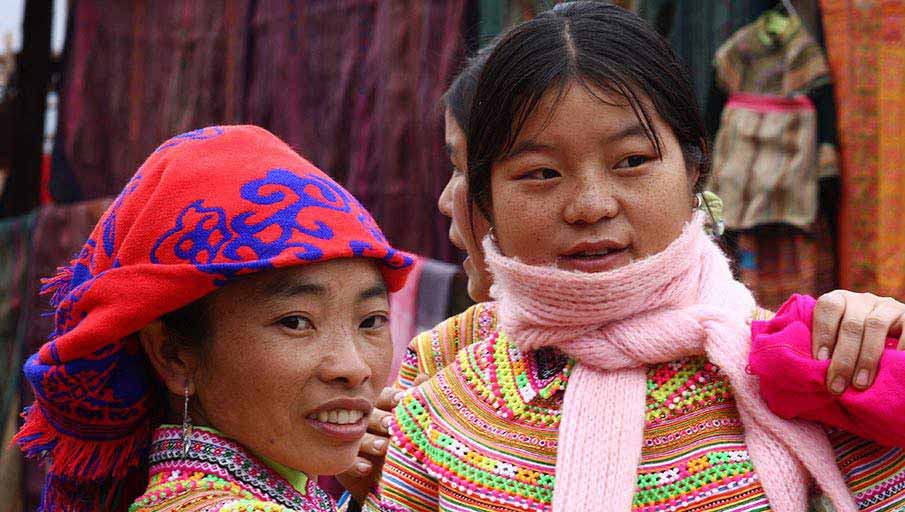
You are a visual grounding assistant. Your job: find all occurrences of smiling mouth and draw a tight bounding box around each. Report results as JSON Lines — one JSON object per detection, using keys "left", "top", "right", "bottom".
{"left": 306, "top": 409, "right": 365, "bottom": 425}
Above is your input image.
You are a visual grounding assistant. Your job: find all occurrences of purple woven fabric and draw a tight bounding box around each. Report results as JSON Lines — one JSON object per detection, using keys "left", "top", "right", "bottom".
{"left": 53, "top": 0, "right": 468, "bottom": 260}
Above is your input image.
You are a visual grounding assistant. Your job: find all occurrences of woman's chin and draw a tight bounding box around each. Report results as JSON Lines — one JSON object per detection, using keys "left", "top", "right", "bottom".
{"left": 314, "top": 450, "right": 359, "bottom": 476}
{"left": 281, "top": 446, "right": 358, "bottom": 476}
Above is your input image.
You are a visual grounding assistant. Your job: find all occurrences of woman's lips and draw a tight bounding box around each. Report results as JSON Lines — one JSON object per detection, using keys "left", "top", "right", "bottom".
{"left": 304, "top": 398, "right": 372, "bottom": 442}
{"left": 556, "top": 247, "right": 632, "bottom": 273}
{"left": 305, "top": 415, "right": 369, "bottom": 442}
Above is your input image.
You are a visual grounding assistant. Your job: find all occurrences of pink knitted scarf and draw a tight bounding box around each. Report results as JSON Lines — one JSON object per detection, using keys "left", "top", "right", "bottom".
{"left": 483, "top": 213, "right": 856, "bottom": 512}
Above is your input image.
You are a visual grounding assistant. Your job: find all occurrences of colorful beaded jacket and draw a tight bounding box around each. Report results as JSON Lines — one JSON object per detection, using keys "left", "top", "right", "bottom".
{"left": 130, "top": 425, "right": 335, "bottom": 512}
{"left": 365, "top": 302, "right": 905, "bottom": 512}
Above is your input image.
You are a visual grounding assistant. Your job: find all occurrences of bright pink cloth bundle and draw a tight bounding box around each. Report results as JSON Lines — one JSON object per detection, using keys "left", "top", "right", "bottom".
{"left": 750, "top": 294, "right": 905, "bottom": 448}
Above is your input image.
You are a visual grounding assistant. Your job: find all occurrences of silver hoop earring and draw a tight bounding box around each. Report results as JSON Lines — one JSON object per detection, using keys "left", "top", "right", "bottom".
{"left": 181, "top": 380, "right": 193, "bottom": 459}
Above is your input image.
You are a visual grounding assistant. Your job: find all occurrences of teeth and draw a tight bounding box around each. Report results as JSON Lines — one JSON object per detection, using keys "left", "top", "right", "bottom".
{"left": 310, "top": 409, "right": 365, "bottom": 425}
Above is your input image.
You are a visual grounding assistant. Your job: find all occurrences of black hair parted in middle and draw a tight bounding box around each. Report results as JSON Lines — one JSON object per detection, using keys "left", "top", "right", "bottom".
{"left": 466, "top": 1, "right": 709, "bottom": 222}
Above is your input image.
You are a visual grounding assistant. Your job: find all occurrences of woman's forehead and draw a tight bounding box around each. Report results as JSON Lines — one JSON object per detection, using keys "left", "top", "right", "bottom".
{"left": 510, "top": 82, "right": 664, "bottom": 151}
{"left": 215, "top": 259, "right": 386, "bottom": 303}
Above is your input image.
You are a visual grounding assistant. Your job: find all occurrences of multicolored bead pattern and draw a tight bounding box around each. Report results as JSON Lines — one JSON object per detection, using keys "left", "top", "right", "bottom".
{"left": 635, "top": 357, "right": 770, "bottom": 511}
{"left": 379, "top": 303, "right": 773, "bottom": 511}
{"left": 375, "top": 304, "right": 905, "bottom": 512}
{"left": 394, "top": 303, "right": 499, "bottom": 391}
{"left": 130, "top": 426, "right": 334, "bottom": 511}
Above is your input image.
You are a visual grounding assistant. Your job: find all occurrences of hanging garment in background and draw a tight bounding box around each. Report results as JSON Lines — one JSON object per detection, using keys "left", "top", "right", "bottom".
{"left": 638, "top": 0, "right": 775, "bottom": 109}
{"left": 711, "top": 13, "right": 832, "bottom": 230}
{"left": 51, "top": 1, "right": 250, "bottom": 204}
{"left": 709, "top": 12, "right": 840, "bottom": 309}
{"left": 732, "top": 217, "right": 836, "bottom": 311}
{"left": 334, "top": 1, "right": 468, "bottom": 263}
{"left": 820, "top": 0, "right": 905, "bottom": 300}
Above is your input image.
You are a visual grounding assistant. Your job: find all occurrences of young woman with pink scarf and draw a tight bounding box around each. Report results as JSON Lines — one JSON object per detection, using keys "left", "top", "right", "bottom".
{"left": 345, "top": 3, "right": 905, "bottom": 511}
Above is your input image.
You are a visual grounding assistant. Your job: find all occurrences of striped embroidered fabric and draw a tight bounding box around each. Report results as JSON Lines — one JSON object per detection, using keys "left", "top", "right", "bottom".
{"left": 372, "top": 304, "right": 905, "bottom": 511}
{"left": 393, "top": 303, "right": 499, "bottom": 390}
{"left": 828, "top": 429, "right": 905, "bottom": 511}
{"left": 131, "top": 426, "right": 334, "bottom": 512}
{"left": 378, "top": 303, "right": 775, "bottom": 511}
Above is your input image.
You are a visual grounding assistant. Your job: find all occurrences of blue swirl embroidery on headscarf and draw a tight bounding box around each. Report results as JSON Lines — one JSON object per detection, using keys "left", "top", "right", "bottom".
{"left": 152, "top": 169, "right": 411, "bottom": 282}
{"left": 150, "top": 200, "right": 232, "bottom": 266}
{"left": 349, "top": 240, "right": 413, "bottom": 270}
{"left": 220, "top": 169, "right": 346, "bottom": 263}
{"left": 101, "top": 172, "right": 143, "bottom": 258}
{"left": 154, "top": 126, "right": 225, "bottom": 153}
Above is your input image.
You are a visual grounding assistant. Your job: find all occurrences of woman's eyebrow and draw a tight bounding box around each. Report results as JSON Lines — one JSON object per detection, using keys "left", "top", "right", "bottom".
{"left": 603, "top": 123, "right": 648, "bottom": 144}
{"left": 263, "top": 278, "right": 327, "bottom": 298}
{"left": 501, "top": 141, "right": 556, "bottom": 162}
{"left": 357, "top": 283, "right": 389, "bottom": 303}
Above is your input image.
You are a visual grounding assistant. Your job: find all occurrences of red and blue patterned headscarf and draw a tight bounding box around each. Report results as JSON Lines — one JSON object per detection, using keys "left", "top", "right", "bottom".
{"left": 14, "top": 125, "right": 414, "bottom": 510}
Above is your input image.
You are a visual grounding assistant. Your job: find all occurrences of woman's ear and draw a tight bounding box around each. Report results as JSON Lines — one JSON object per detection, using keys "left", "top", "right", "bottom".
{"left": 139, "top": 319, "right": 198, "bottom": 396}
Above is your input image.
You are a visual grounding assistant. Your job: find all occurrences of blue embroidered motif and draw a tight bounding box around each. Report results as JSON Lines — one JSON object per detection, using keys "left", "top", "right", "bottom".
{"left": 222, "top": 169, "right": 346, "bottom": 262}
{"left": 154, "top": 126, "right": 225, "bottom": 153}
{"left": 102, "top": 172, "right": 143, "bottom": 258}
{"left": 150, "top": 200, "right": 232, "bottom": 267}
{"left": 152, "top": 169, "right": 412, "bottom": 283}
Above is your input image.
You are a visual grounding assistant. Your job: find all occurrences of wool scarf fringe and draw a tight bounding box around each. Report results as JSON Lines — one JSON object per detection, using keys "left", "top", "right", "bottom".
{"left": 14, "top": 402, "right": 151, "bottom": 484}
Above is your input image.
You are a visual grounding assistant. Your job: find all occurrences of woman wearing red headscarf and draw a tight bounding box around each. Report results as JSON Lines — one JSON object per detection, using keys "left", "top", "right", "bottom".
{"left": 14, "top": 125, "right": 415, "bottom": 511}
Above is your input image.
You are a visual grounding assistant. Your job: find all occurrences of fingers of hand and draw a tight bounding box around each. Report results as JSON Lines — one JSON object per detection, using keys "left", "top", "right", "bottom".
{"left": 851, "top": 298, "right": 902, "bottom": 389}
{"left": 368, "top": 408, "right": 393, "bottom": 435}
{"left": 343, "top": 456, "right": 374, "bottom": 477}
{"left": 812, "top": 291, "right": 845, "bottom": 361}
{"left": 359, "top": 432, "right": 389, "bottom": 457}
{"left": 375, "top": 386, "right": 403, "bottom": 411}
{"left": 413, "top": 373, "right": 430, "bottom": 386}
{"left": 826, "top": 295, "right": 872, "bottom": 394}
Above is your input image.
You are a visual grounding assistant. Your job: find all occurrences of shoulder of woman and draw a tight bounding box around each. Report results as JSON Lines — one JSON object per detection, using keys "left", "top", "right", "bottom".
{"left": 407, "top": 301, "right": 499, "bottom": 378}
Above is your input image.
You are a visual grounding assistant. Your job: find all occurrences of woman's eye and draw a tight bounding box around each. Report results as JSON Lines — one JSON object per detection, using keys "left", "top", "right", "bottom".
{"left": 279, "top": 316, "right": 313, "bottom": 331}
{"left": 360, "top": 314, "right": 389, "bottom": 330}
{"left": 518, "top": 168, "right": 561, "bottom": 180}
{"left": 614, "top": 155, "right": 651, "bottom": 169}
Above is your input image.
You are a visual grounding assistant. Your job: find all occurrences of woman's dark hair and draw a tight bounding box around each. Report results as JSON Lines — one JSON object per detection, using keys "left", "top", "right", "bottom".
{"left": 442, "top": 48, "right": 492, "bottom": 133}
{"left": 466, "top": 1, "right": 709, "bottom": 220}
{"left": 159, "top": 298, "right": 211, "bottom": 355}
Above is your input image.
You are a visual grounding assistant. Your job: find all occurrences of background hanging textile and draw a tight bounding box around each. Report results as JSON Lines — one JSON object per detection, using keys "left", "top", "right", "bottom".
{"left": 51, "top": 0, "right": 470, "bottom": 261}
{"left": 820, "top": 0, "right": 905, "bottom": 298}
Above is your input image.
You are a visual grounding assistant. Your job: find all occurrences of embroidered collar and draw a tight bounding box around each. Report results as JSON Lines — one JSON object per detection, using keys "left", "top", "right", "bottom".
{"left": 146, "top": 425, "right": 334, "bottom": 511}
{"left": 460, "top": 330, "right": 572, "bottom": 428}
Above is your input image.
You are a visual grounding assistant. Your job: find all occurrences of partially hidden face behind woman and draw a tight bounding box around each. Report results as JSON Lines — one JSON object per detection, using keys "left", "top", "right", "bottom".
{"left": 142, "top": 258, "right": 393, "bottom": 476}
{"left": 439, "top": 108, "right": 492, "bottom": 302}
{"left": 489, "top": 81, "right": 697, "bottom": 271}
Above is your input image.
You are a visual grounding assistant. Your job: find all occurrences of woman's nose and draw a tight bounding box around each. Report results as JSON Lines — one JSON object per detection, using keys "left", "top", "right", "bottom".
{"left": 562, "top": 177, "right": 618, "bottom": 225}
{"left": 318, "top": 336, "right": 372, "bottom": 389}
{"left": 437, "top": 176, "right": 457, "bottom": 218}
